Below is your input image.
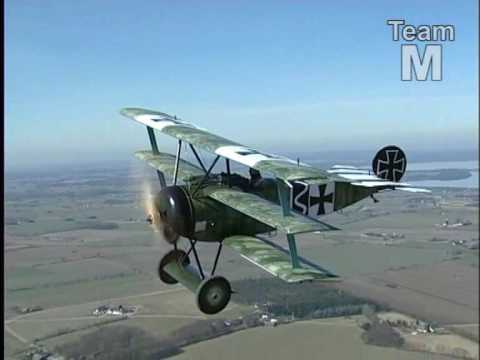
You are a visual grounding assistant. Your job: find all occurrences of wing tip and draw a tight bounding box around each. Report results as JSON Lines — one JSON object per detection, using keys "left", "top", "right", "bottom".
{"left": 120, "top": 107, "right": 141, "bottom": 118}
{"left": 120, "top": 107, "right": 171, "bottom": 119}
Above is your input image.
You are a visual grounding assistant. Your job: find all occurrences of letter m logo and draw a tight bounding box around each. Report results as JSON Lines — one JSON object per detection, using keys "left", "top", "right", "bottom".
{"left": 401, "top": 44, "right": 442, "bottom": 81}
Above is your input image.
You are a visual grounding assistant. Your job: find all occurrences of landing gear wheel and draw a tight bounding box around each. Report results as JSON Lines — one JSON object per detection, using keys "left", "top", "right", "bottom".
{"left": 158, "top": 250, "right": 190, "bottom": 285}
{"left": 196, "top": 276, "right": 231, "bottom": 315}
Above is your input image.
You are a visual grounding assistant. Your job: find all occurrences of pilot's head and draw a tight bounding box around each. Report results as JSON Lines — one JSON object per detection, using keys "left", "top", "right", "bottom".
{"left": 249, "top": 168, "right": 261, "bottom": 181}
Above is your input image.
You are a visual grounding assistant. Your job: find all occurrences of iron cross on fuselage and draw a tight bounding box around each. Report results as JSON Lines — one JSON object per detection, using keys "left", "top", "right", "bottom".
{"left": 309, "top": 184, "right": 333, "bottom": 215}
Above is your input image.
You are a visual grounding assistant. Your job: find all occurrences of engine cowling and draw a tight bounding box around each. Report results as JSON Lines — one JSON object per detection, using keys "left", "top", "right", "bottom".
{"left": 154, "top": 185, "right": 196, "bottom": 239}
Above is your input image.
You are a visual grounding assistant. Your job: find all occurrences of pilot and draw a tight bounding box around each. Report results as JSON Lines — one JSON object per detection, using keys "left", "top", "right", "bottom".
{"left": 249, "top": 168, "right": 262, "bottom": 188}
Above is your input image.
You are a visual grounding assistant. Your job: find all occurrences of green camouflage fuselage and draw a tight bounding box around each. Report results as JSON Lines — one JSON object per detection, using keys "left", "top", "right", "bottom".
{"left": 180, "top": 173, "right": 373, "bottom": 242}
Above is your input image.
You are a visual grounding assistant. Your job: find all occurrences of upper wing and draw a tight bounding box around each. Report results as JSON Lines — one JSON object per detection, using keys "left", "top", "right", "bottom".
{"left": 135, "top": 150, "right": 204, "bottom": 183}
{"left": 123, "top": 108, "right": 429, "bottom": 192}
{"left": 209, "top": 188, "right": 338, "bottom": 234}
{"left": 328, "top": 165, "right": 430, "bottom": 193}
{"left": 224, "top": 235, "right": 339, "bottom": 283}
{"left": 121, "top": 108, "right": 335, "bottom": 182}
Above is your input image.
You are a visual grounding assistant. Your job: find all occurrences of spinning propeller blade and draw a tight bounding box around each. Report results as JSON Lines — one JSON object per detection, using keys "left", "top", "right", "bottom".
{"left": 141, "top": 174, "right": 180, "bottom": 245}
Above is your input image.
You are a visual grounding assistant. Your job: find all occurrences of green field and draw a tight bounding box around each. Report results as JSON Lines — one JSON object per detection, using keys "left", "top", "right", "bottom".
{"left": 171, "top": 317, "right": 457, "bottom": 360}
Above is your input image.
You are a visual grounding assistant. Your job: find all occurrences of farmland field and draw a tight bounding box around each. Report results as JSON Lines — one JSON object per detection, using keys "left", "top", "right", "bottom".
{"left": 4, "top": 162, "right": 478, "bottom": 359}
{"left": 171, "top": 317, "right": 458, "bottom": 360}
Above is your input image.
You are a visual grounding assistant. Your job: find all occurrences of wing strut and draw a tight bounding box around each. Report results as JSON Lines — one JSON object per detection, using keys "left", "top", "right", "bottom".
{"left": 225, "top": 159, "right": 231, "bottom": 188}
{"left": 173, "top": 140, "right": 182, "bottom": 185}
{"left": 277, "top": 179, "right": 300, "bottom": 269}
{"left": 192, "top": 155, "right": 220, "bottom": 196}
{"left": 189, "top": 144, "right": 207, "bottom": 173}
{"left": 146, "top": 126, "right": 166, "bottom": 188}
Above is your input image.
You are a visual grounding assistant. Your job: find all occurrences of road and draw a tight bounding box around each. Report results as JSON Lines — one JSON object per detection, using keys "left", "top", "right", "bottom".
{"left": 4, "top": 287, "right": 205, "bottom": 347}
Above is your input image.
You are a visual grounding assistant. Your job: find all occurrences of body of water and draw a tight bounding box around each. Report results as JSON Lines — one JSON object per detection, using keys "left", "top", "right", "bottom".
{"left": 407, "top": 160, "right": 478, "bottom": 171}
{"left": 408, "top": 160, "right": 478, "bottom": 189}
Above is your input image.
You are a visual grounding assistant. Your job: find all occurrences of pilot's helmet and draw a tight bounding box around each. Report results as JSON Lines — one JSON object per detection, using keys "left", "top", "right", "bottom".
{"left": 249, "top": 168, "right": 261, "bottom": 180}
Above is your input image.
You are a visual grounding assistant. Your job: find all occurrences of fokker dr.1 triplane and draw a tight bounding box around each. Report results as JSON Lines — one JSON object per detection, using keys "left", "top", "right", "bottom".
{"left": 121, "top": 107, "right": 429, "bottom": 315}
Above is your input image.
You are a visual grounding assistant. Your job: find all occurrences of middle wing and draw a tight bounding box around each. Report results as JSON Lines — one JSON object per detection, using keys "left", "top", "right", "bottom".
{"left": 121, "top": 108, "right": 336, "bottom": 182}
{"left": 135, "top": 150, "right": 204, "bottom": 183}
{"left": 209, "top": 188, "right": 338, "bottom": 234}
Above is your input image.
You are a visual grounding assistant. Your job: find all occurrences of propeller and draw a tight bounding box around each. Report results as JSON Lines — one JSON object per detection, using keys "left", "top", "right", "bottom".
{"left": 141, "top": 174, "right": 180, "bottom": 245}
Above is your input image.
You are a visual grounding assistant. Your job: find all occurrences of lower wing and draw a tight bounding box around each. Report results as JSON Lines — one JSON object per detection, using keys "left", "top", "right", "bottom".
{"left": 224, "top": 235, "right": 339, "bottom": 283}
{"left": 209, "top": 188, "right": 339, "bottom": 282}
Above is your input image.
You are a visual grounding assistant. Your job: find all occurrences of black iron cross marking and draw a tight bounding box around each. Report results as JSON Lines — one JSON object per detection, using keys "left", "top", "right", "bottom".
{"left": 309, "top": 185, "right": 333, "bottom": 215}
{"left": 151, "top": 116, "right": 186, "bottom": 125}
{"left": 376, "top": 150, "right": 405, "bottom": 182}
{"left": 235, "top": 149, "right": 277, "bottom": 159}
{"left": 236, "top": 149, "right": 260, "bottom": 156}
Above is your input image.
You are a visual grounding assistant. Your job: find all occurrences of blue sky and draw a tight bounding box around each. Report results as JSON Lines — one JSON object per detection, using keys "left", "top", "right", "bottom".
{"left": 5, "top": 0, "right": 478, "bottom": 169}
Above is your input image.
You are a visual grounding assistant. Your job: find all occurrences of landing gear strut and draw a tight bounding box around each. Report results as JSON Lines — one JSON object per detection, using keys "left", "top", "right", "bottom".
{"left": 157, "top": 241, "right": 232, "bottom": 315}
